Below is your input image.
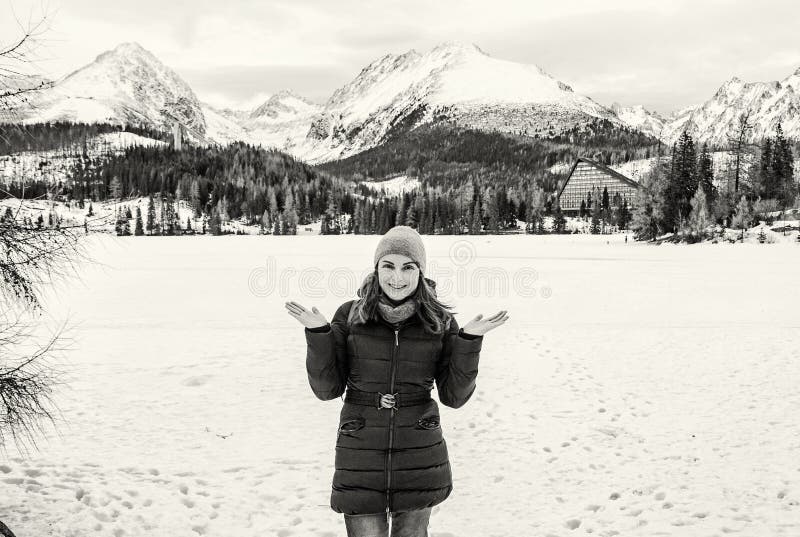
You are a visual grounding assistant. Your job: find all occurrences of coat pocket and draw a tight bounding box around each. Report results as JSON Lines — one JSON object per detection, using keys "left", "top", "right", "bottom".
{"left": 337, "top": 417, "right": 365, "bottom": 441}
{"left": 415, "top": 415, "right": 440, "bottom": 430}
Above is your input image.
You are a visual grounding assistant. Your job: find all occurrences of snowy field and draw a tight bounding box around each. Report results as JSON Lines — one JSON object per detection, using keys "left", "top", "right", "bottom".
{"left": 2, "top": 234, "right": 799, "bottom": 536}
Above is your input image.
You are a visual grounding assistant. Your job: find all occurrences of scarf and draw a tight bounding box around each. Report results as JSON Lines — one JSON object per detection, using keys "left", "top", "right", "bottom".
{"left": 376, "top": 293, "right": 418, "bottom": 325}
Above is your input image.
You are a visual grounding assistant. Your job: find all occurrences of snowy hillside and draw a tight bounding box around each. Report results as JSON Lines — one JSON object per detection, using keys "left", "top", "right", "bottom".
{"left": 662, "top": 68, "right": 800, "bottom": 145}
{"left": 359, "top": 174, "right": 421, "bottom": 196}
{"left": 13, "top": 42, "right": 208, "bottom": 140}
{"left": 0, "top": 131, "right": 166, "bottom": 186}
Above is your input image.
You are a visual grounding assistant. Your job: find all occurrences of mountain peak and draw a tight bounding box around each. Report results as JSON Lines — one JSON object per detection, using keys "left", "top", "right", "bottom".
{"left": 112, "top": 42, "right": 147, "bottom": 54}
{"left": 249, "top": 90, "right": 319, "bottom": 121}
{"left": 429, "top": 41, "right": 488, "bottom": 57}
{"left": 88, "top": 41, "right": 159, "bottom": 69}
{"left": 723, "top": 76, "right": 744, "bottom": 87}
{"left": 270, "top": 89, "right": 314, "bottom": 103}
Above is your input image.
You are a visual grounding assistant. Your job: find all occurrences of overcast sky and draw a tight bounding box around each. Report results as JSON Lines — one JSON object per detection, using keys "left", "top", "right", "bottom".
{"left": 4, "top": 0, "right": 800, "bottom": 115}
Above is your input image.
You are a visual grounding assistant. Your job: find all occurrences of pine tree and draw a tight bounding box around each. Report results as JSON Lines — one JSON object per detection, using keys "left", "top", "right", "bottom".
{"left": 134, "top": 206, "right": 144, "bottom": 236}
{"left": 729, "top": 111, "right": 754, "bottom": 194}
{"left": 527, "top": 186, "right": 545, "bottom": 234}
{"left": 190, "top": 179, "right": 201, "bottom": 216}
{"left": 163, "top": 193, "right": 175, "bottom": 236}
{"left": 759, "top": 137, "right": 776, "bottom": 198}
{"left": 688, "top": 186, "right": 710, "bottom": 241}
{"left": 631, "top": 160, "right": 668, "bottom": 241}
{"left": 321, "top": 196, "right": 340, "bottom": 235}
{"left": 172, "top": 196, "right": 181, "bottom": 235}
{"left": 482, "top": 187, "right": 500, "bottom": 233}
{"left": 469, "top": 203, "right": 482, "bottom": 234}
{"left": 260, "top": 209, "right": 270, "bottom": 234}
{"left": 404, "top": 200, "right": 417, "bottom": 228}
{"left": 731, "top": 195, "right": 751, "bottom": 242}
{"left": 664, "top": 131, "right": 699, "bottom": 232}
{"left": 396, "top": 196, "right": 407, "bottom": 227}
{"left": 159, "top": 192, "right": 167, "bottom": 235}
{"left": 618, "top": 198, "right": 631, "bottom": 231}
{"left": 590, "top": 199, "right": 601, "bottom": 234}
{"left": 146, "top": 195, "right": 156, "bottom": 235}
{"left": 697, "top": 143, "right": 716, "bottom": 205}
{"left": 283, "top": 189, "right": 298, "bottom": 235}
{"left": 773, "top": 123, "right": 795, "bottom": 208}
{"left": 553, "top": 199, "right": 566, "bottom": 233}
{"left": 210, "top": 206, "right": 222, "bottom": 235}
{"left": 114, "top": 207, "right": 122, "bottom": 235}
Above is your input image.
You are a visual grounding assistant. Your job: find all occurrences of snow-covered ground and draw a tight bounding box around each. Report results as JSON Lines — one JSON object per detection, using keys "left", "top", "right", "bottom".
{"left": 0, "top": 196, "right": 327, "bottom": 236}
{"left": 359, "top": 174, "right": 421, "bottom": 196}
{"left": 1, "top": 235, "right": 799, "bottom": 536}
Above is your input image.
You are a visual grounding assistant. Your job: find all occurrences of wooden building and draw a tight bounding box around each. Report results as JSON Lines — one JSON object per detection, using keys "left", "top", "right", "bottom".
{"left": 556, "top": 158, "right": 639, "bottom": 215}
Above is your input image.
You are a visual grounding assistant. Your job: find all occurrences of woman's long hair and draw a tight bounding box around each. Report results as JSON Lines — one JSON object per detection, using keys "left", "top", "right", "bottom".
{"left": 349, "top": 269, "right": 455, "bottom": 335}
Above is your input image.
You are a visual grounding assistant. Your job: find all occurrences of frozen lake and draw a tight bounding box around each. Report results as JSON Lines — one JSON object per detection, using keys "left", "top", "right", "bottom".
{"left": 2, "top": 234, "right": 799, "bottom": 536}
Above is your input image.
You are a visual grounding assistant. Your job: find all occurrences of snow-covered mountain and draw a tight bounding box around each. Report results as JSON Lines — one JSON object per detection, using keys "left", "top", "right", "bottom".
{"left": 293, "top": 42, "right": 622, "bottom": 163}
{"left": 610, "top": 103, "right": 666, "bottom": 139}
{"left": 11, "top": 39, "right": 800, "bottom": 163}
{"left": 15, "top": 42, "right": 208, "bottom": 139}
{"left": 201, "top": 103, "right": 251, "bottom": 146}
{"left": 200, "top": 91, "right": 322, "bottom": 151}
{"left": 243, "top": 91, "right": 322, "bottom": 153}
{"left": 249, "top": 90, "right": 318, "bottom": 123}
{"left": 662, "top": 68, "right": 800, "bottom": 146}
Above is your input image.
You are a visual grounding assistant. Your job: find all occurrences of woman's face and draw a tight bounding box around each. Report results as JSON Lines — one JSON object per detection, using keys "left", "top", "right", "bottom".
{"left": 377, "top": 253, "right": 420, "bottom": 301}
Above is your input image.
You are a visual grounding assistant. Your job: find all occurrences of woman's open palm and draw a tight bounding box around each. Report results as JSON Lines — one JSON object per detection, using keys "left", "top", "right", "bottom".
{"left": 462, "top": 310, "right": 509, "bottom": 336}
{"left": 285, "top": 301, "right": 328, "bottom": 329}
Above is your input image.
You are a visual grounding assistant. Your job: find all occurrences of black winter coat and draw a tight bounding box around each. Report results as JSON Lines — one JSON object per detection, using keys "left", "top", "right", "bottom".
{"left": 304, "top": 299, "right": 484, "bottom": 515}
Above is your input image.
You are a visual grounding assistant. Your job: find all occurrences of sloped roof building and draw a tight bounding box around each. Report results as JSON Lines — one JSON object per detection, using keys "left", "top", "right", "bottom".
{"left": 557, "top": 158, "right": 640, "bottom": 214}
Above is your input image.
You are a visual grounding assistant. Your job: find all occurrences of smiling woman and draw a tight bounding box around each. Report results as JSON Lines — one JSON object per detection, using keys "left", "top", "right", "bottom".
{"left": 285, "top": 225, "right": 509, "bottom": 537}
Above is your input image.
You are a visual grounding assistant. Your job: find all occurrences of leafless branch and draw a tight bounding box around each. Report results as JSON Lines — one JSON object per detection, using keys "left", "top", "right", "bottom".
{"left": 0, "top": 310, "right": 74, "bottom": 455}
{"left": 0, "top": 1, "right": 57, "bottom": 123}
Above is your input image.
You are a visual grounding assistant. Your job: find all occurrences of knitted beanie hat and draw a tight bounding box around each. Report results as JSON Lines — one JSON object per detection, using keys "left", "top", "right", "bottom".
{"left": 373, "top": 225, "right": 426, "bottom": 274}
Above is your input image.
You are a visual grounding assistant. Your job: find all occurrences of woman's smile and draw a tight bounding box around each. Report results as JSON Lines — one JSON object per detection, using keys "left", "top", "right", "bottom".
{"left": 377, "top": 253, "right": 420, "bottom": 299}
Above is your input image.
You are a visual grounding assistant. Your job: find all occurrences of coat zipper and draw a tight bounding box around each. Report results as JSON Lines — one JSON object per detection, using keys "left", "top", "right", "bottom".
{"left": 386, "top": 327, "right": 400, "bottom": 513}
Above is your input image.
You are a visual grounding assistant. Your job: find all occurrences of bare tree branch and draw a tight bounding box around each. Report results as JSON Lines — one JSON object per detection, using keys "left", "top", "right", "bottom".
{"left": 0, "top": 310, "right": 74, "bottom": 455}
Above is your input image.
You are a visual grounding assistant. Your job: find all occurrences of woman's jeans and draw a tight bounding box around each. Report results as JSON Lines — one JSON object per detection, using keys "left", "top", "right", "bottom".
{"left": 344, "top": 507, "right": 431, "bottom": 537}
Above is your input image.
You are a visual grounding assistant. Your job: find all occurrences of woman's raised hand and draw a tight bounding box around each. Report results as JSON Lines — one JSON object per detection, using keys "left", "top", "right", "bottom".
{"left": 461, "top": 310, "right": 509, "bottom": 337}
{"left": 285, "top": 301, "right": 329, "bottom": 329}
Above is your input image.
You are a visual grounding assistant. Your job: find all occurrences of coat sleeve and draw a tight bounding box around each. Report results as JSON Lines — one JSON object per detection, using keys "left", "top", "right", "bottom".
{"left": 304, "top": 301, "right": 352, "bottom": 401}
{"left": 434, "top": 315, "right": 483, "bottom": 409}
